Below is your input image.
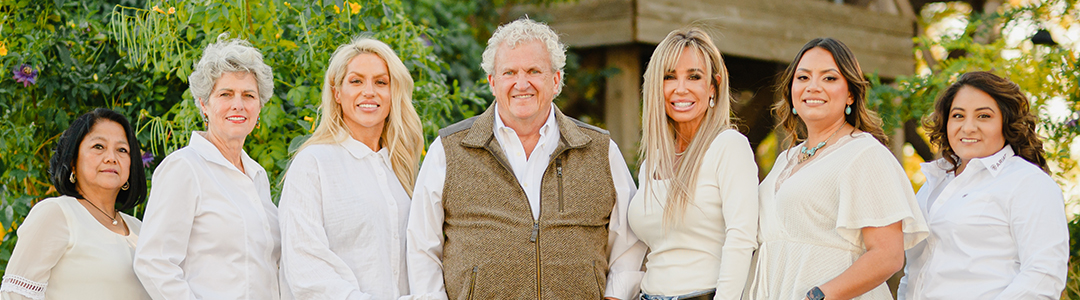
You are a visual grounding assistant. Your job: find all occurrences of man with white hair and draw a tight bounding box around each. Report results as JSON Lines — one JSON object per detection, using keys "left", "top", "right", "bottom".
{"left": 406, "top": 18, "right": 646, "bottom": 299}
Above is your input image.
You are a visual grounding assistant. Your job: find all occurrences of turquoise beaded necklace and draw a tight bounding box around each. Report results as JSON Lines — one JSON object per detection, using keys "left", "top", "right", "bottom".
{"left": 799, "top": 124, "right": 845, "bottom": 163}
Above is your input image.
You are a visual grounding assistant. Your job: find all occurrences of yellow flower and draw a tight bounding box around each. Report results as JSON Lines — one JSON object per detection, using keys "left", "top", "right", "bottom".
{"left": 333, "top": 5, "right": 340, "bottom": 14}
{"left": 152, "top": 5, "right": 165, "bottom": 14}
{"left": 93, "top": 74, "right": 98, "bottom": 81}
{"left": 168, "top": 7, "right": 176, "bottom": 14}
{"left": 275, "top": 33, "right": 281, "bottom": 39}
{"left": 348, "top": 2, "right": 361, "bottom": 14}
{"left": 284, "top": 1, "right": 290, "bottom": 7}
{"left": 303, "top": 116, "right": 314, "bottom": 122}
{"left": 0, "top": 42, "right": 7, "bottom": 56}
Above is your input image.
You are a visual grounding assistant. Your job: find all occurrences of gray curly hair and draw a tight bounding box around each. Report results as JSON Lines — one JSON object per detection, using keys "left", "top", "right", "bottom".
{"left": 480, "top": 17, "right": 567, "bottom": 97}
{"left": 189, "top": 33, "right": 274, "bottom": 110}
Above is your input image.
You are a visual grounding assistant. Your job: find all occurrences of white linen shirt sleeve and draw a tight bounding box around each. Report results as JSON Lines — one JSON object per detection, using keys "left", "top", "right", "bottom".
{"left": 994, "top": 173, "right": 1068, "bottom": 300}
{"left": 0, "top": 200, "right": 71, "bottom": 300}
{"left": 133, "top": 156, "right": 198, "bottom": 300}
{"left": 604, "top": 139, "right": 647, "bottom": 300}
{"left": 710, "top": 131, "right": 759, "bottom": 300}
{"left": 405, "top": 137, "right": 449, "bottom": 300}
{"left": 279, "top": 152, "right": 369, "bottom": 300}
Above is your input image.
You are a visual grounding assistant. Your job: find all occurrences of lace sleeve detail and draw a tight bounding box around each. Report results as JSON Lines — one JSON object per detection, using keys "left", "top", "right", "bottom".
{"left": 0, "top": 274, "right": 47, "bottom": 300}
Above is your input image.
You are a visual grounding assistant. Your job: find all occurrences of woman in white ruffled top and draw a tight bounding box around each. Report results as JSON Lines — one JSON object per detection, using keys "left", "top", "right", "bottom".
{"left": 748, "top": 38, "right": 929, "bottom": 300}
{"left": 1, "top": 108, "right": 150, "bottom": 300}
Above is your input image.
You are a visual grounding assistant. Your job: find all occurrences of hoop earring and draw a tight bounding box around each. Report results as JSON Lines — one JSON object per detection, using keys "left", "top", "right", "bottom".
{"left": 121, "top": 182, "right": 129, "bottom": 190}
{"left": 845, "top": 105, "right": 851, "bottom": 115}
{"left": 69, "top": 172, "right": 76, "bottom": 183}
{"left": 792, "top": 107, "right": 797, "bottom": 115}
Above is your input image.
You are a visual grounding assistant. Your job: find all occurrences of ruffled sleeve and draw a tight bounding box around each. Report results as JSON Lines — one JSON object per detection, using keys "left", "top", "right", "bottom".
{"left": 0, "top": 199, "right": 73, "bottom": 300}
{"left": 834, "top": 142, "right": 929, "bottom": 250}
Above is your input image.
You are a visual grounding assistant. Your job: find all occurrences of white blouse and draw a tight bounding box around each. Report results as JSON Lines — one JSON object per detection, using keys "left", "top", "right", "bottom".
{"left": 898, "top": 146, "right": 1068, "bottom": 300}
{"left": 628, "top": 129, "right": 759, "bottom": 299}
{"left": 749, "top": 132, "right": 929, "bottom": 300}
{"left": 134, "top": 132, "right": 286, "bottom": 300}
{"left": 0, "top": 196, "right": 149, "bottom": 300}
{"left": 279, "top": 138, "right": 410, "bottom": 300}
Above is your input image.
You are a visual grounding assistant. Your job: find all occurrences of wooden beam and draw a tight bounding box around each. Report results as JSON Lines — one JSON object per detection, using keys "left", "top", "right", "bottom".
{"left": 635, "top": 0, "right": 914, "bottom": 78}
{"left": 604, "top": 45, "right": 643, "bottom": 162}
{"left": 507, "top": 0, "right": 636, "bottom": 48}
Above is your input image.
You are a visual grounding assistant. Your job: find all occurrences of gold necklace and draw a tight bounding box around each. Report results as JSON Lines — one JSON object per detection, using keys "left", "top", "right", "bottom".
{"left": 80, "top": 199, "right": 118, "bottom": 225}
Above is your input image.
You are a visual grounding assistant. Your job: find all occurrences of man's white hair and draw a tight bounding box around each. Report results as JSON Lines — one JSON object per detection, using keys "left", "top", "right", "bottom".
{"left": 481, "top": 17, "right": 567, "bottom": 97}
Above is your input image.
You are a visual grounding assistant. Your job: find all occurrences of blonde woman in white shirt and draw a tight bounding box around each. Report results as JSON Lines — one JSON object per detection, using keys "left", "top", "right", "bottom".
{"left": 279, "top": 37, "right": 423, "bottom": 299}
{"left": 898, "top": 71, "right": 1068, "bottom": 299}
{"left": 748, "top": 38, "right": 928, "bottom": 300}
{"left": 627, "top": 27, "right": 758, "bottom": 300}
{"left": 133, "top": 35, "right": 287, "bottom": 300}
{"left": 1, "top": 108, "right": 149, "bottom": 300}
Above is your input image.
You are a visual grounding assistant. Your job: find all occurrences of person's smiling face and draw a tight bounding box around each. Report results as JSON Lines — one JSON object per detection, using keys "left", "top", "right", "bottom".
{"left": 791, "top": 47, "right": 852, "bottom": 127}
{"left": 488, "top": 39, "right": 560, "bottom": 130}
{"left": 202, "top": 71, "right": 262, "bottom": 144}
{"left": 947, "top": 85, "right": 1006, "bottom": 166}
{"left": 336, "top": 53, "right": 392, "bottom": 143}
{"left": 663, "top": 46, "right": 715, "bottom": 132}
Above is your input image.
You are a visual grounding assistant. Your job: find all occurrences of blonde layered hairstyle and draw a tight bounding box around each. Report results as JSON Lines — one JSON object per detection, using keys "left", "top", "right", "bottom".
{"left": 299, "top": 37, "right": 424, "bottom": 195}
{"left": 640, "top": 27, "right": 734, "bottom": 226}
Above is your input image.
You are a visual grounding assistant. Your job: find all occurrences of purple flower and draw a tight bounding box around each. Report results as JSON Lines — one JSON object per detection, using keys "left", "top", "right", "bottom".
{"left": 12, "top": 64, "right": 37, "bottom": 87}
{"left": 142, "top": 152, "right": 155, "bottom": 168}
{"left": 1066, "top": 118, "right": 1078, "bottom": 129}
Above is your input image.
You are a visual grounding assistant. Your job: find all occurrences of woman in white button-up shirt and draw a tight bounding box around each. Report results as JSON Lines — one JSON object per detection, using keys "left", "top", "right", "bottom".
{"left": 278, "top": 38, "right": 423, "bottom": 300}
{"left": 898, "top": 71, "right": 1068, "bottom": 299}
{"left": 134, "top": 35, "right": 287, "bottom": 300}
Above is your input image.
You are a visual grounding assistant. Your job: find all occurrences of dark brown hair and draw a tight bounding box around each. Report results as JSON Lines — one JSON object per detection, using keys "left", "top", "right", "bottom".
{"left": 49, "top": 108, "right": 147, "bottom": 211}
{"left": 774, "top": 37, "right": 888, "bottom": 146}
{"left": 923, "top": 71, "right": 1048, "bottom": 173}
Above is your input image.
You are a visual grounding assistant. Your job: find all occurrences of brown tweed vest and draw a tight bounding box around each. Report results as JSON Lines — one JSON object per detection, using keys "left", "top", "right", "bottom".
{"left": 438, "top": 105, "right": 617, "bottom": 300}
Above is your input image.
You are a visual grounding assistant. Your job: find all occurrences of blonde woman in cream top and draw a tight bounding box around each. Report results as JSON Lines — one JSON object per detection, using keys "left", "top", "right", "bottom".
{"left": 627, "top": 27, "right": 759, "bottom": 300}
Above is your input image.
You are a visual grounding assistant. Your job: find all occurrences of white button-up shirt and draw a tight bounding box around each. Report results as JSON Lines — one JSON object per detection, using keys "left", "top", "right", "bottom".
{"left": 135, "top": 132, "right": 286, "bottom": 300}
{"left": 899, "top": 146, "right": 1069, "bottom": 300}
{"left": 279, "top": 138, "right": 410, "bottom": 300}
{"left": 406, "top": 104, "right": 647, "bottom": 300}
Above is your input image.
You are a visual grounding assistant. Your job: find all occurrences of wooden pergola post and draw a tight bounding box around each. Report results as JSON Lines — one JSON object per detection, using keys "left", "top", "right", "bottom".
{"left": 604, "top": 45, "right": 643, "bottom": 162}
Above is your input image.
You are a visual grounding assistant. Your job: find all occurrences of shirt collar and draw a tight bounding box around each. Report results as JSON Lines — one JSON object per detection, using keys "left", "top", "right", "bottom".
{"left": 967, "top": 145, "right": 1014, "bottom": 177}
{"left": 492, "top": 102, "right": 558, "bottom": 139}
{"left": 341, "top": 136, "right": 386, "bottom": 161}
{"left": 921, "top": 145, "right": 1014, "bottom": 180}
{"left": 189, "top": 131, "right": 265, "bottom": 180}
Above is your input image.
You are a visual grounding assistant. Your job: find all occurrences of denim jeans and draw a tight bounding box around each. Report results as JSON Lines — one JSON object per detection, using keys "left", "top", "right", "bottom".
{"left": 639, "top": 289, "right": 716, "bottom": 300}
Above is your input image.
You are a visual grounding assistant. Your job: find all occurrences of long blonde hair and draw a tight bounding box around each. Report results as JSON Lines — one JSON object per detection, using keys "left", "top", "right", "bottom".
{"left": 299, "top": 37, "right": 424, "bottom": 195}
{"left": 640, "top": 27, "right": 734, "bottom": 227}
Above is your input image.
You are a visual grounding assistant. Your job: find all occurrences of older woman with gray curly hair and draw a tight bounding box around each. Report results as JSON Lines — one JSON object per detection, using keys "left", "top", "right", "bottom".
{"left": 134, "top": 34, "right": 289, "bottom": 300}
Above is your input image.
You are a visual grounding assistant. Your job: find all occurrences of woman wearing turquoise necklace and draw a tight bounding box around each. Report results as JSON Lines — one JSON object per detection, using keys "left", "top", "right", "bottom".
{"left": 747, "top": 38, "right": 929, "bottom": 300}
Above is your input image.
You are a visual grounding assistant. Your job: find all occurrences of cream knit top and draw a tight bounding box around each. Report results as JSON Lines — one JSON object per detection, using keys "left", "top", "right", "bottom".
{"left": 629, "top": 129, "right": 759, "bottom": 298}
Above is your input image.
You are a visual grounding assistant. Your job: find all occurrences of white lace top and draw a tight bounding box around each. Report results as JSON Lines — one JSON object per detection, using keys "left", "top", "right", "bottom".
{"left": 0, "top": 196, "right": 150, "bottom": 300}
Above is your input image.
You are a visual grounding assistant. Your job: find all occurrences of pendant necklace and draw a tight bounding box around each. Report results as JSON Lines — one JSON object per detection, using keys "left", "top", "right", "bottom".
{"left": 799, "top": 124, "right": 845, "bottom": 163}
{"left": 80, "top": 198, "right": 119, "bottom": 225}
